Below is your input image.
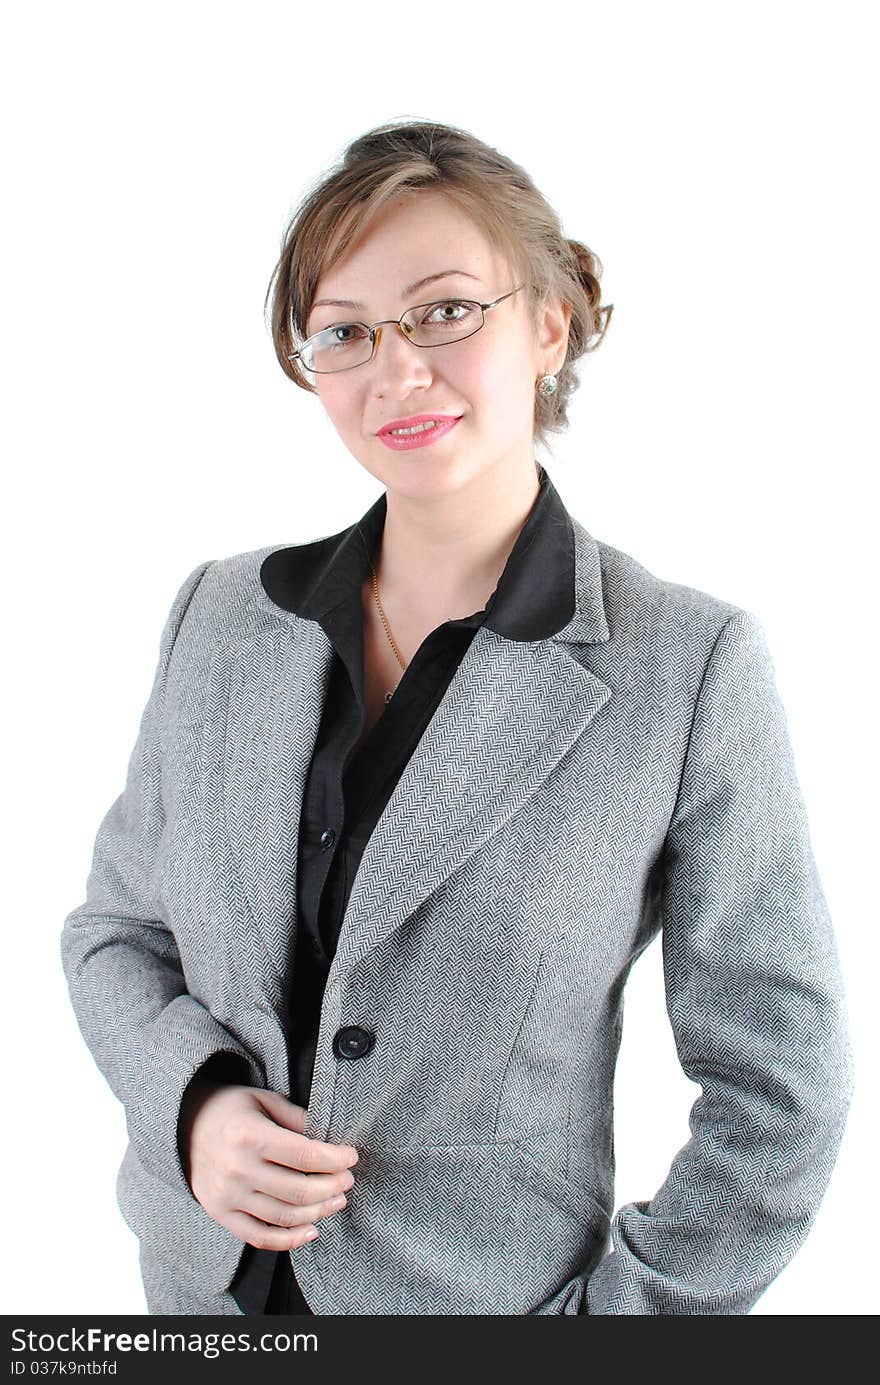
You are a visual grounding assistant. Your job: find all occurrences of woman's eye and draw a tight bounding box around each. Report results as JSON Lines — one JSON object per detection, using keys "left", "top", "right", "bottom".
{"left": 423, "top": 299, "right": 472, "bottom": 324}
{"left": 319, "top": 324, "right": 368, "bottom": 348}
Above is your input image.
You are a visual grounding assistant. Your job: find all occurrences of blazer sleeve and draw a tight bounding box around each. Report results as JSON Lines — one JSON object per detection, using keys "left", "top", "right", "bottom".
{"left": 60, "top": 561, "right": 267, "bottom": 1204}
{"left": 584, "top": 609, "right": 855, "bottom": 1315}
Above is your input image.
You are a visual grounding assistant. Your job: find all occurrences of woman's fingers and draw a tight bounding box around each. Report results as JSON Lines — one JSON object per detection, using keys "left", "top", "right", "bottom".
{"left": 224, "top": 1208, "right": 326, "bottom": 1253}
{"left": 256, "top": 1161, "right": 355, "bottom": 1206}
{"left": 253, "top": 1102, "right": 359, "bottom": 1176}
{"left": 244, "top": 1188, "right": 347, "bottom": 1232}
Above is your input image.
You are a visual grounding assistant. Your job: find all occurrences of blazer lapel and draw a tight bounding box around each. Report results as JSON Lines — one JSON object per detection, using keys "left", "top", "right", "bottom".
{"left": 330, "top": 628, "right": 612, "bottom": 987}
{"left": 328, "top": 515, "right": 613, "bottom": 987}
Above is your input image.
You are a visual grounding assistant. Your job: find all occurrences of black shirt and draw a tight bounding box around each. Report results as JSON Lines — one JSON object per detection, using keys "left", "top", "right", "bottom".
{"left": 224, "top": 461, "right": 577, "bottom": 1313}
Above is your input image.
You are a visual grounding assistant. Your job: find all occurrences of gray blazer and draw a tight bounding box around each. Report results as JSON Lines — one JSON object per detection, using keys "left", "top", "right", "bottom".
{"left": 60, "top": 511, "right": 854, "bottom": 1315}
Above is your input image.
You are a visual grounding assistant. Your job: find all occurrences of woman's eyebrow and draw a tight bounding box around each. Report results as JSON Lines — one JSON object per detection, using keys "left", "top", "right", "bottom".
{"left": 311, "top": 269, "right": 481, "bottom": 312}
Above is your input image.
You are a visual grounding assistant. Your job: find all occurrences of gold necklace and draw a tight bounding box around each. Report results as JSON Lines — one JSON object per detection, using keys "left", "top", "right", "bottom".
{"left": 369, "top": 559, "right": 408, "bottom": 703}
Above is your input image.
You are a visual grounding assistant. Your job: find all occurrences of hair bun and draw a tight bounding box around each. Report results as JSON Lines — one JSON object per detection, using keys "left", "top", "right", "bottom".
{"left": 566, "top": 238, "right": 612, "bottom": 347}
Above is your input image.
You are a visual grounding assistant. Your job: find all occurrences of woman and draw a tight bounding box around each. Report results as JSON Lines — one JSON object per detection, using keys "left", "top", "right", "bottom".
{"left": 61, "top": 118, "right": 854, "bottom": 1316}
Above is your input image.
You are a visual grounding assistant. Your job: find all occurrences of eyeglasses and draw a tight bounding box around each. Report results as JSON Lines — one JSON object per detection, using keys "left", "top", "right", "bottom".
{"left": 288, "top": 284, "right": 526, "bottom": 374}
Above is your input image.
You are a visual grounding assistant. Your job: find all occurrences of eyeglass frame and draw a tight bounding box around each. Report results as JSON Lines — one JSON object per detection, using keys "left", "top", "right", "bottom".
{"left": 287, "top": 283, "right": 527, "bottom": 374}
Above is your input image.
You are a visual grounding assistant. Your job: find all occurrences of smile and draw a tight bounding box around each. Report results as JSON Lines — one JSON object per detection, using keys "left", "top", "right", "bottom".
{"left": 378, "top": 416, "right": 462, "bottom": 451}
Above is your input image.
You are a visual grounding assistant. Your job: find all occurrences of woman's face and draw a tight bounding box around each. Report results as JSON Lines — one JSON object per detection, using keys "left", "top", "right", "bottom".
{"left": 305, "top": 190, "right": 570, "bottom": 501}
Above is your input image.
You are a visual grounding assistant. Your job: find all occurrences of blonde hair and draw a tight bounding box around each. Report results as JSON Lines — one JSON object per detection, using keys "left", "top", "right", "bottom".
{"left": 265, "top": 118, "right": 613, "bottom": 452}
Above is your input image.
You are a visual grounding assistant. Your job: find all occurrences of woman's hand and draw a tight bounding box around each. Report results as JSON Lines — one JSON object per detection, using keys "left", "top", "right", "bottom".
{"left": 178, "top": 1078, "right": 359, "bottom": 1251}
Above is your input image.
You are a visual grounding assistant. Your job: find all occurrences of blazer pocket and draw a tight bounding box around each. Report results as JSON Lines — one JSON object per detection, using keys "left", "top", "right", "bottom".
{"left": 345, "top": 1132, "right": 609, "bottom": 1314}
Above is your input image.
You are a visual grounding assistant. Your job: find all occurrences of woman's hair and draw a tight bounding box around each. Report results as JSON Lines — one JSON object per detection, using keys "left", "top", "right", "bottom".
{"left": 265, "top": 118, "right": 613, "bottom": 452}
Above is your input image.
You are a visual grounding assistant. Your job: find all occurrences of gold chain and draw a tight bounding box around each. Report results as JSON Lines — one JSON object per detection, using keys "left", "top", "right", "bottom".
{"left": 369, "top": 559, "right": 407, "bottom": 702}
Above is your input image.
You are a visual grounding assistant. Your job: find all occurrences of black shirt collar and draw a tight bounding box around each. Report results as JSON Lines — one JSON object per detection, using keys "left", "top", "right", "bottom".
{"left": 260, "top": 462, "right": 576, "bottom": 643}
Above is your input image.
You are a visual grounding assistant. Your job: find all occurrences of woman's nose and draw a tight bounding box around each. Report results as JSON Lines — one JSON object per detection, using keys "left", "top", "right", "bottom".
{"left": 369, "top": 324, "right": 434, "bottom": 389}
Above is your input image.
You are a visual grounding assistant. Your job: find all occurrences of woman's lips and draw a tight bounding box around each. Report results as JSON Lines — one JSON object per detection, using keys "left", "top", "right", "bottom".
{"left": 378, "top": 416, "right": 462, "bottom": 451}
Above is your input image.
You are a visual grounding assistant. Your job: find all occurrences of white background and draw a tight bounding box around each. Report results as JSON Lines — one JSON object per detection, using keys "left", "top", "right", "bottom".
{"left": 2, "top": 0, "right": 874, "bottom": 1315}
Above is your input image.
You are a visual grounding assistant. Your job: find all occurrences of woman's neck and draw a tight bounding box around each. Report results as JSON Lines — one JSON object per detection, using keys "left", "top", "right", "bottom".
{"left": 372, "top": 455, "right": 542, "bottom": 627}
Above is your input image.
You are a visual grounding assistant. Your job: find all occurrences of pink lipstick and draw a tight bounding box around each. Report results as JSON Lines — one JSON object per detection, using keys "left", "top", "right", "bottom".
{"left": 377, "top": 414, "right": 462, "bottom": 451}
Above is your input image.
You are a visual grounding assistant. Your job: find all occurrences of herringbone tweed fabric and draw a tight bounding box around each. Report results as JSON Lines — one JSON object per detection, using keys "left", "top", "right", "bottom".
{"left": 60, "top": 512, "right": 854, "bottom": 1315}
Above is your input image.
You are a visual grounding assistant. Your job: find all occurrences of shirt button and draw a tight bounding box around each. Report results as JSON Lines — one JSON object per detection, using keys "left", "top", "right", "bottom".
{"left": 319, "top": 829, "right": 335, "bottom": 849}
{"left": 333, "top": 1026, "right": 375, "bottom": 1060}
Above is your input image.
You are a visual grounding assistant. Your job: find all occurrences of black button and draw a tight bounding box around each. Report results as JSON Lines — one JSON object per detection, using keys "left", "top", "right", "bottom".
{"left": 319, "top": 829, "right": 335, "bottom": 849}
{"left": 333, "top": 1026, "right": 375, "bottom": 1060}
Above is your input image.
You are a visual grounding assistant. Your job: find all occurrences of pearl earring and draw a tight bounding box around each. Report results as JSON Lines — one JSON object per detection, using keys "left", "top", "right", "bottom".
{"left": 537, "top": 374, "right": 558, "bottom": 397}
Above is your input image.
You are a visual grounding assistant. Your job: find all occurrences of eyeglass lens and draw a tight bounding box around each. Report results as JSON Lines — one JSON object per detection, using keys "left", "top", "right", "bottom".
{"left": 300, "top": 298, "right": 484, "bottom": 373}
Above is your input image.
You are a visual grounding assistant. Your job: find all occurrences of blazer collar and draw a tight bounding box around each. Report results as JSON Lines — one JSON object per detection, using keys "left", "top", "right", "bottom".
{"left": 259, "top": 462, "right": 608, "bottom": 646}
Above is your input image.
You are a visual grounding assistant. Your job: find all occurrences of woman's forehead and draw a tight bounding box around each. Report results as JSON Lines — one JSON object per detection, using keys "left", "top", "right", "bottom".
{"left": 312, "top": 195, "right": 509, "bottom": 302}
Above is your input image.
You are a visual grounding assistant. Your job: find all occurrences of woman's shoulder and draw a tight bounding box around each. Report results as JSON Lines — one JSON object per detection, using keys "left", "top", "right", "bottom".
{"left": 164, "top": 541, "right": 303, "bottom": 662}
{"left": 581, "top": 522, "right": 760, "bottom": 669}
{"left": 207, "top": 540, "right": 292, "bottom": 585}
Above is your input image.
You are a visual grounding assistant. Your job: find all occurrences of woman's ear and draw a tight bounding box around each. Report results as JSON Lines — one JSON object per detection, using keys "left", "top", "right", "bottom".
{"left": 537, "top": 296, "right": 572, "bottom": 373}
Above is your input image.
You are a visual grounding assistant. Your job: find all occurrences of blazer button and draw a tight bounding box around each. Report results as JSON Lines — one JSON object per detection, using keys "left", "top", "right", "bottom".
{"left": 333, "top": 1026, "right": 375, "bottom": 1060}
{"left": 320, "top": 829, "right": 335, "bottom": 849}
